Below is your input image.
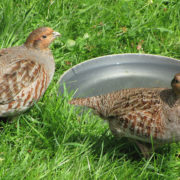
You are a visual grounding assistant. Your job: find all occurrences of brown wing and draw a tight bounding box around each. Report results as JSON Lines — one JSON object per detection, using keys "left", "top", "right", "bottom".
{"left": 106, "top": 89, "right": 165, "bottom": 140}
{"left": 0, "top": 59, "right": 42, "bottom": 104}
{"left": 107, "top": 88, "right": 162, "bottom": 116}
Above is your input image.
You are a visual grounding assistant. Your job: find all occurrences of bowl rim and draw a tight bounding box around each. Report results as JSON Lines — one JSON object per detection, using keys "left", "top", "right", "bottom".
{"left": 58, "top": 53, "right": 180, "bottom": 84}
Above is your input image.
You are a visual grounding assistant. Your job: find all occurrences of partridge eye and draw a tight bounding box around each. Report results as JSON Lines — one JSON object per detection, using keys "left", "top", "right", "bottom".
{"left": 42, "top": 35, "right": 47, "bottom": 39}
{"left": 175, "top": 79, "right": 179, "bottom": 83}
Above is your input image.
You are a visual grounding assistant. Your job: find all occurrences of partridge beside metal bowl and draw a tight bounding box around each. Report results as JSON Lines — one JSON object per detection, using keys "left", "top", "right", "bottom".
{"left": 58, "top": 54, "right": 180, "bottom": 97}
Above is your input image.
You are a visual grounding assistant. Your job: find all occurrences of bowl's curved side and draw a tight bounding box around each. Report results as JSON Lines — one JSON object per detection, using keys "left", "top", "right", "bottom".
{"left": 58, "top": 54, "right": 180, "bottom": 97}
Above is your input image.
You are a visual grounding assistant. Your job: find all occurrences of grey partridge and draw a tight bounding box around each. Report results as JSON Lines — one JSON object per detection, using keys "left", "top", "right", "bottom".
{"left": 0, "top": 27, "right": 60, "bottom": 117}
{"left": 69, "top": 73, "right": 180, "bottom": 157}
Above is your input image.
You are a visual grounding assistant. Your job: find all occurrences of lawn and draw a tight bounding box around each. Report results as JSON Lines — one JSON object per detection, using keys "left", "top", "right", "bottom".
{"left": 0, "top": 0, "right": 180, "bottom": 179}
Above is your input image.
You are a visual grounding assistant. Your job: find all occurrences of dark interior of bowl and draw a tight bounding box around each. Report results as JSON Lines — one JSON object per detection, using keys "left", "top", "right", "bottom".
{"left": 58, "top": 54, "right": 180, "bottom": 98}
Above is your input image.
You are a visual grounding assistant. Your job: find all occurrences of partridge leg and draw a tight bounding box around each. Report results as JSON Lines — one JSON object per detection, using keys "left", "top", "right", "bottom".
{"left": 135, "top": 141, "right": 153, "bottom": 158}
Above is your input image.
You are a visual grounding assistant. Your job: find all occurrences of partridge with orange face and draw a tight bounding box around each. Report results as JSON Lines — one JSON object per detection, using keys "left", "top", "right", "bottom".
{"left": 0, "top": 27, "right": 60, "bottom": 117}
{"left": 69, "top": 73, "right": 180, "bottom": 157}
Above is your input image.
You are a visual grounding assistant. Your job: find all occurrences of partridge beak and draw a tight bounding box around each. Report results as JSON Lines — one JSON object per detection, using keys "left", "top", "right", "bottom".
{"left": 53, "top": 31, "right": 61, "bottom": 38}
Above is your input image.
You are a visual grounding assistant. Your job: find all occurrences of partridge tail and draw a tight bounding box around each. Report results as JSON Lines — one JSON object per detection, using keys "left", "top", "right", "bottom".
{"left": 69, "top": 96, "right": 101, "bottom": 109}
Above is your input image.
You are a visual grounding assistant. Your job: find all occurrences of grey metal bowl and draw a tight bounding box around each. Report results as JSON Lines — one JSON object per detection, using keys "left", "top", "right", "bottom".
{"left": 58, "top": 54, "right": 180, "bottom": 98}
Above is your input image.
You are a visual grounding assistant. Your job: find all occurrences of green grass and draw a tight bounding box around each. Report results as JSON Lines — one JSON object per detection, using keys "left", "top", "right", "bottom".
{"left": 0, "top": 0, "right": 180, "bottom": 179}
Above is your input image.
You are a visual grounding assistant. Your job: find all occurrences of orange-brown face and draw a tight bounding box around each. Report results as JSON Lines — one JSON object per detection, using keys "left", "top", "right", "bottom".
{"left": 171, "top": 73, "right": 180, "bottom": 96}
{"left": 25, "top": 27, "right": 60, "bottom": 50}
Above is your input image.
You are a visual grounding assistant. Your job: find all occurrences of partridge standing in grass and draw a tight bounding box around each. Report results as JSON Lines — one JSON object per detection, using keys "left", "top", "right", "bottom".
{"left": 0, "top": 27, "right": 60, "bottom": 117}
{"left": 69, "top": 73, "right": 180, "bottom": 157}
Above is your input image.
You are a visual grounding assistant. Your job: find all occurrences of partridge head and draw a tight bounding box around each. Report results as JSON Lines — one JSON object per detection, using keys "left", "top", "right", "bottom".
{"left": 171, "top": 73, "right": 180, "bottom": 97}
{"left": 0, "top": 27, "right": 60, "bottom": 117}
{"left": 69, "top": 73, "right": 180, "bottom": 157}
{"left": 25, "top": 27, "right": 60, "bottom": 50}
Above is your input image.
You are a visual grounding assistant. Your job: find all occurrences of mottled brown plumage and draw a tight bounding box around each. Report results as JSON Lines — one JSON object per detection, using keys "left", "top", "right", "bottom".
{"left": 69, "top": 74, "right": 180, "bottom": 157}
{"left": 0, "top": 27, "right": 60, "bottom": 117}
